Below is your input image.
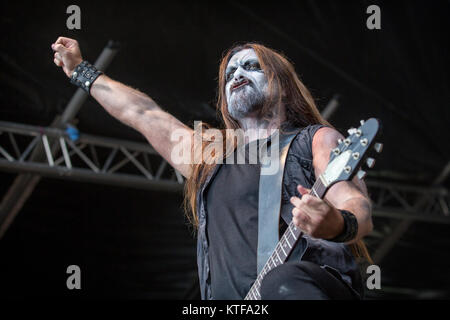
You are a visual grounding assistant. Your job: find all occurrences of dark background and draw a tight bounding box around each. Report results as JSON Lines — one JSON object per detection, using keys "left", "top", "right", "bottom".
{"left": 0, "top": 0, "right": 449, "bottom": 299}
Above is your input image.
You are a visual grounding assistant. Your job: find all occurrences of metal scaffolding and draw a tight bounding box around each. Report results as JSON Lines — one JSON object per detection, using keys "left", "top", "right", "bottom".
{"left": 0, "top": 121, "right": 184, "bottom": 190}
{"left": 369, "top": 179, "right": 449, "bottom": 224}
{"left": 367, "top": 163, "right": 450, "bottom": 264}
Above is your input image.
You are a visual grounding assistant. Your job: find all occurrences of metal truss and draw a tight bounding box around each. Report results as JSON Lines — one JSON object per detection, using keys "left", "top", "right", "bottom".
{"left": 368, "top": 180, "right": 449, "bottom": 224}
{"left": 0, "top": 121, "right": 184, "bottom": 192}
{"left": 365, "top": 164, "right": 450, "bottom": 264}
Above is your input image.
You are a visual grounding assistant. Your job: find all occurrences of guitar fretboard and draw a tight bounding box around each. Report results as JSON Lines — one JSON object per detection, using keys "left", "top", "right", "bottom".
{"left": 244, "top": 177, "right": 327, "bottom": 300}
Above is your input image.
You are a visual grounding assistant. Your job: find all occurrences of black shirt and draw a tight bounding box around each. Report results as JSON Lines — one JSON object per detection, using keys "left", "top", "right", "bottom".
{"left": 206, "top": 140, "right": 263, "bottom": 300}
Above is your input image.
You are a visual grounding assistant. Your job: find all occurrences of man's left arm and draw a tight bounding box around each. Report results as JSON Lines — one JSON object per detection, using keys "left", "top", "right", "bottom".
{"left": 290, "top": 127, "right": 373, "bottom": 243}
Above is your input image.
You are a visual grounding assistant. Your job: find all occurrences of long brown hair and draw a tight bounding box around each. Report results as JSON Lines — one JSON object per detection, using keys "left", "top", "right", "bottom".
{"left": 183, "top": 43, "right": 371, "bottom": 262}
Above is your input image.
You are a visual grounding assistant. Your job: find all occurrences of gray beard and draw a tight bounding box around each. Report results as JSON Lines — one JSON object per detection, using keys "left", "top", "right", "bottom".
{"left": 227, "top": 85, "right": 265, "bottom": 120}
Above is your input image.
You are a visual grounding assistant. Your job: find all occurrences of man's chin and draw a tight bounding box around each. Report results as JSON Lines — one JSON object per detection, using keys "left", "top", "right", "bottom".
{"left": 229, "top": 106, "right": 259, "bottom": 120}
{"left": 227, "top": 94, "right": 264, "bottom": 120}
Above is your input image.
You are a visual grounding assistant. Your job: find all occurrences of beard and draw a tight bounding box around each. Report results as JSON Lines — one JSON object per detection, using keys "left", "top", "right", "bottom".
{"left": 227, "top": 84, "right": 265, "bottom": 120}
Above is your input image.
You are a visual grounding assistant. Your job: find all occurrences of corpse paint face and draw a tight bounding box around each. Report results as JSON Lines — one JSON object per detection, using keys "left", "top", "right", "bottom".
{"left": 225, "top": 49, "right": 268, "bottom": 120}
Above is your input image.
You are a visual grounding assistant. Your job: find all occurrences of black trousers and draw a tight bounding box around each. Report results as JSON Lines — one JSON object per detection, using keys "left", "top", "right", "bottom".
{"left": 260, "top": 261, "right": 360, "bottom": 300}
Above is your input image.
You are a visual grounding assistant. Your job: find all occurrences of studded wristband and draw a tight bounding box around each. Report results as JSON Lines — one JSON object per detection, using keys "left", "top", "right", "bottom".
{"left": 328, "top": 210, "right": 359, "bottom": 243}
{"left": 70, "top": 61, "right": 103, "bottom": 94}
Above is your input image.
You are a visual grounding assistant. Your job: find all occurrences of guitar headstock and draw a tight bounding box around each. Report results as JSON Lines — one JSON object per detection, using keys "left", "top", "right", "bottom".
{"left": 322, "top": 118, "right": 382, "bottom": 186}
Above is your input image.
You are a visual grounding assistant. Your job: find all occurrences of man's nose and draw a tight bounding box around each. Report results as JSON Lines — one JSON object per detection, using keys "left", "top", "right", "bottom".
{"left": 233, "top": 66, "right": 246, "bottom": 81}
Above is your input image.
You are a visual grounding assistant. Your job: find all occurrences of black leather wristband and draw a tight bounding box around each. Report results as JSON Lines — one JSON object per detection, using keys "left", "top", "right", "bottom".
{"left": 328, "top": 210, "right": 358, "bottom": 243}
{"left": 70, "top": 60, "right": 103, "bottom": 94}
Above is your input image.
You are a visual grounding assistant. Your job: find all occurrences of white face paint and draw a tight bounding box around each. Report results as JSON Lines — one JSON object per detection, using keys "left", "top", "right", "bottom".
{"left": 225, "top": 49, "right": 268, "bottom": 120}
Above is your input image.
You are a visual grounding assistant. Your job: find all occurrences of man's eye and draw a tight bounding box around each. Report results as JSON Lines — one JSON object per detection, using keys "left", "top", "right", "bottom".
{"left": 226, "top": 69, "right": 235, "bottom": 81}
{"left": 245, "top": 62, "right": 261, "bottom": 71}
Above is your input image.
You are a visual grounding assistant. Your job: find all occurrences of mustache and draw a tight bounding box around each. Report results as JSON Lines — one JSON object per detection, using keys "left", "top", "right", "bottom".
{"left": 230, "top": 78, "right": 253, "bottom": 92}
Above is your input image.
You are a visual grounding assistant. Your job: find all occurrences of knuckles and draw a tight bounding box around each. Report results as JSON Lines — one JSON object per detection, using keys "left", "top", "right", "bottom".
{"left": 303, "top": 196, "right": 313, "bottom": 205}
{"left": 291, "top": 195, "right": 335, "bottom": 238}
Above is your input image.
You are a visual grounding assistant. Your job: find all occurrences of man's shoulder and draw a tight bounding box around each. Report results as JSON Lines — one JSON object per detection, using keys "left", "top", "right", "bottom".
{"left": 311, "top": 126, "right": 344, "bottom": 157}
{"left": 289, "top": 124, "right": 329, "bottom": 156}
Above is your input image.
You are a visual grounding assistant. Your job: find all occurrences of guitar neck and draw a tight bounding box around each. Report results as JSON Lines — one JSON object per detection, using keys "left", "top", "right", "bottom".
{"left": 244, "top": 176, "right": 328, "bottom": 300}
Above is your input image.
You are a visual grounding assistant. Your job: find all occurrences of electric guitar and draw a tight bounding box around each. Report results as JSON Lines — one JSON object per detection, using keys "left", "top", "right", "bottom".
{"left": 244, "top": 118, "right": 382, "bottom": 300}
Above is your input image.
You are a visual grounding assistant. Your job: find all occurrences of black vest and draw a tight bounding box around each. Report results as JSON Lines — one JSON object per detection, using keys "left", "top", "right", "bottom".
{"left": 196, "top": 124, "right": 363, "bottom": 300}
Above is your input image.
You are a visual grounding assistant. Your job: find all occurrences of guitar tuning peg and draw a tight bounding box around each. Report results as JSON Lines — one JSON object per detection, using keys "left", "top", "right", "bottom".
{"left": 366, "top": 157, "right": 376, "bottom": 168}
{"left": 374, "top": 142, "right": 383, "bottom": 153}
{"left": 357, "top": 169, "right": 367, "bottom": 180}
{"left": 347, "top": 128, "right": 356, "bottom": 135}
{"left": 360, "top": 120, "right": 365, "bottom": 126}
{"left": 337, "top": 138, "right": 343, "bottom": 144}
{"left": 332, "top": 147, "right": 341, "bottom": 155}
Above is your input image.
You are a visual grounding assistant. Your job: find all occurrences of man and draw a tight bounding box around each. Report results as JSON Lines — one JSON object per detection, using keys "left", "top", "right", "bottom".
{"left": 52, "top": 37, "right": 373, "bottom": 300}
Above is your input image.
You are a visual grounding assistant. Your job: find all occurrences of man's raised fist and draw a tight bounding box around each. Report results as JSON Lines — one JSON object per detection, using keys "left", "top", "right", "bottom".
{"left": 51, "top": 36, "right": 83, "bottom": 78}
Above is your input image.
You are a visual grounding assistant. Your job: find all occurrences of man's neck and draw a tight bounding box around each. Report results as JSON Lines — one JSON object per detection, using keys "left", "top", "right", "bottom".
{"left": 237, "top": 117, "right": 279, "bottom": 143}
{"left": 238, "top": 105, "right": 286, "bottom": 143}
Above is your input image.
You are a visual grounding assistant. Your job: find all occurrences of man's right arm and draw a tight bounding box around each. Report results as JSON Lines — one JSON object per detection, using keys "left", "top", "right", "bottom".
{"left": 52, "top": 37, "right": 193, "bottom": 178}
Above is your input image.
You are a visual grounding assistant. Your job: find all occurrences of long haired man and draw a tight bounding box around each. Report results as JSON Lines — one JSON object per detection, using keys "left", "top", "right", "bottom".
{"left": 52, "top": 37, "right": 373, "bottom": 299}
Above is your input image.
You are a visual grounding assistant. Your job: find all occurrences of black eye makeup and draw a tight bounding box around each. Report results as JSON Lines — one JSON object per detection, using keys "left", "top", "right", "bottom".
{"left": 225, "top": 67, "right": 236, "bottom": 82}
{"left": 243, "top": 60, "right": 261, "bottom": 71}
{"left": 225, "top": 59, "right": 262, "bottom": 82}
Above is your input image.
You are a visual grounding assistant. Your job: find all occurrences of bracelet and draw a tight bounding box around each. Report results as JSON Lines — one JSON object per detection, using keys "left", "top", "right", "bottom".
{"left": 328, "top": 210, "right": 358, "bottom": 243}
{"left": 70, "top": 60, "right": 103, "bottom": 94}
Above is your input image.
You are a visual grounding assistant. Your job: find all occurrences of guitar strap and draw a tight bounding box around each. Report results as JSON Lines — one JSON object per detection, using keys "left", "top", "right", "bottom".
{"left": 257, "top": 129, "right": 301, "bottom": 274}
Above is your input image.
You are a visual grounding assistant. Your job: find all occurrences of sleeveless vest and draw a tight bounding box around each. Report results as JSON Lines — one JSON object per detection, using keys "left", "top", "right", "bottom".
{"left": 196, "top": 124, "right": 363, "bottom": 300}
